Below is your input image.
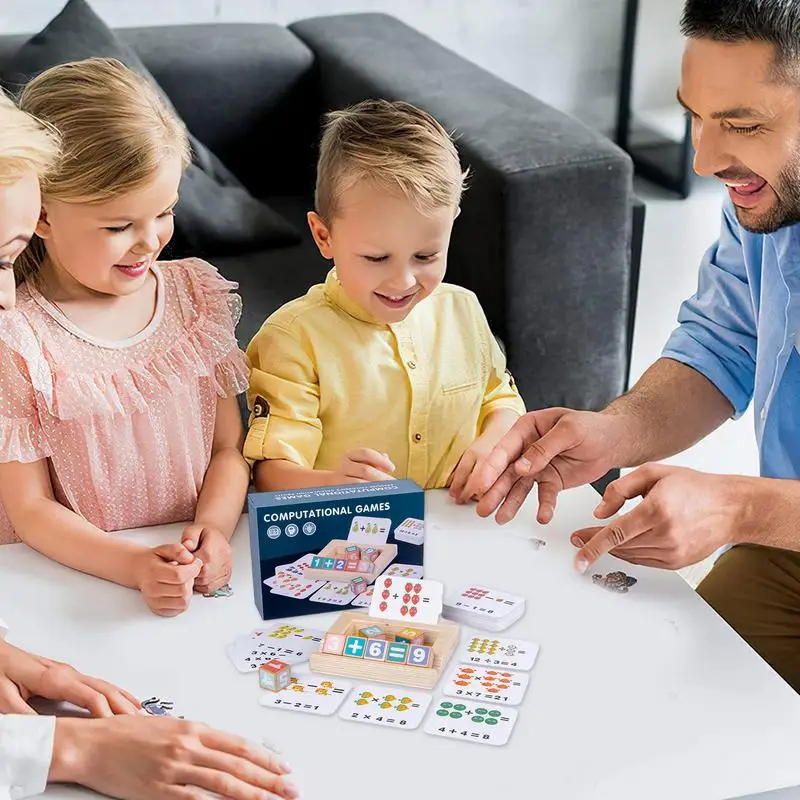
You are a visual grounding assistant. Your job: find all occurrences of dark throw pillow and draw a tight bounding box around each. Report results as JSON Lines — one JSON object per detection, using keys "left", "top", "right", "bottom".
{"left": 4, "top": 0, "right": 300, "bottom": 257}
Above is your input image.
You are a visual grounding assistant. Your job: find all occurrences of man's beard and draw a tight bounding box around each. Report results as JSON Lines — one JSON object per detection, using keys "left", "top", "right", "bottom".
{"left": 734, "top": 155, "right": 800, "bottom": 234}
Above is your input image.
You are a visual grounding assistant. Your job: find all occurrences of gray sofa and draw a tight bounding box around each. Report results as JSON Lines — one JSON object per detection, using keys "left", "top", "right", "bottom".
{"left": 0, "top": 12, "right": 642, "bottom": 415}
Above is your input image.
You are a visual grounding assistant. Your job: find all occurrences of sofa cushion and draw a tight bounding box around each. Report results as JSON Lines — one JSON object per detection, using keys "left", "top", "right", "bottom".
{"left": 4, "top": 0, "right": 300, "bottom": 257}
{"left": 213, "top": 194, "right": 327, "bottom": 347}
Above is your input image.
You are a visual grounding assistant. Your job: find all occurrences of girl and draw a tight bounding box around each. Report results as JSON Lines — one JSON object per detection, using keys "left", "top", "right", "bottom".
{"left": 0, "top": 90, "right": 59, "bottom": 311}
{"left": 0, "top": 58, "right": 251, "bottom": 617}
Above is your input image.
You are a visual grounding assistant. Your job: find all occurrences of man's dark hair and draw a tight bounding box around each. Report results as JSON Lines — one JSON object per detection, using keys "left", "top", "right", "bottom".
{"left": 682, "top": 0, "right": 800, "bottom": 78}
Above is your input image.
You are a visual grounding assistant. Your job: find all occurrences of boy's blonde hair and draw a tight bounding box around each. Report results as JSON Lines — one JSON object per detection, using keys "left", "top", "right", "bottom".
{"left": 0, "top": 89, "right": 60, "bottom": 186}
{"left": 16, "top": 57, "right": 191, "bottom": 283}
{"left": 315, "top": 99, "right": 468, "bottom": 222}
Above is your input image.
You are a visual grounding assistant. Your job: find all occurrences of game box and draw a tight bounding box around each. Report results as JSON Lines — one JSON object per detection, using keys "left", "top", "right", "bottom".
{"left": 248, "top": 480, "right": 425, "bottom": 620}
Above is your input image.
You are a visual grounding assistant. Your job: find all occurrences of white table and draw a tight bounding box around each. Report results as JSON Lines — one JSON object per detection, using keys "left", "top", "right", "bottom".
{"left": 2, "top": 486, "right": 800, "bottom": 800}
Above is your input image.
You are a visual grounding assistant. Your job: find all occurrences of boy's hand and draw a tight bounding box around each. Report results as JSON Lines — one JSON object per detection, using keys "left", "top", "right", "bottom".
{"left": 336, "top": 449, "right": 396, "bottom": 483}
{"left": 181, "top": 525, "right": 232, "bottom": 595}
{"left": 450, "top": 418, "right": 519, "bottom": 504}
{"left": 134, "top": 544, "right": 203, "bottom": 618}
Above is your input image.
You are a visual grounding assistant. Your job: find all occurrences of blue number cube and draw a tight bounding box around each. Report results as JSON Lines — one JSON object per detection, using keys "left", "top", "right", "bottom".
{"left": 344, "top": 636, "right": 366, "bottom": 658}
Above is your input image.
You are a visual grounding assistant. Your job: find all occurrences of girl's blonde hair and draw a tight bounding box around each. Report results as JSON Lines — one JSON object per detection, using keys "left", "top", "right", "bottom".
{"left": 0, "top": 89, "right": 60, "bottom": 186}
{"left": 16, "top": 57, "right": 191, "bottom": 284}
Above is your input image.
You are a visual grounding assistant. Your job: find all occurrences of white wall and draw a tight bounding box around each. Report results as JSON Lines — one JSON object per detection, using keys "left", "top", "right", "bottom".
{"left": 1, "top": 0, "right": 643, "bottom": 132}
{"left": 631, "top": 0, "right": 685, "bottom": 113}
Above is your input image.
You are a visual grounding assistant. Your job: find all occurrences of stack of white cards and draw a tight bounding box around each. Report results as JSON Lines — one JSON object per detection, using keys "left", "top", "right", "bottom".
{"left": 226, "top": 623, "right": 325, "bottom": 673}
{"left": 442, "top": 585, "right": 526, "bottom": 632}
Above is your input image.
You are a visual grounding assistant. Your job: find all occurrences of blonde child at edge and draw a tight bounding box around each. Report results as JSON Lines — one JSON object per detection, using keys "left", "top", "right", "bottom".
{"left": 0, "top": 89, "right": 59, "bottom": 311}
{"left": 245, "top": 99, "right": 525, "bottom": 497}
{"left": 0, "top": 59, "right": 250, "bottom": 616}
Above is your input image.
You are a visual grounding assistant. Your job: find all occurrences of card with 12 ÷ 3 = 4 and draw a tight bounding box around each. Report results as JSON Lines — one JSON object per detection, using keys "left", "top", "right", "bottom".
{"left": 455, "top": 636, "right": 540, "bottom": 671}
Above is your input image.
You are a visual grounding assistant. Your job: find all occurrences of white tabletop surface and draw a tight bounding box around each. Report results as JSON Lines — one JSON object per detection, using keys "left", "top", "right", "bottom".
{"left": 2, "top": 485, "right": 800, "bottom": 800}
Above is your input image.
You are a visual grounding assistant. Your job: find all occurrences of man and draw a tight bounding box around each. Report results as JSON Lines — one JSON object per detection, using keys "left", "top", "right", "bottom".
{"left": 0, "top": 626, "right": 298, "bottom": 799}
{"left": 463, "top": 0, "right": 800, "bottom": 693}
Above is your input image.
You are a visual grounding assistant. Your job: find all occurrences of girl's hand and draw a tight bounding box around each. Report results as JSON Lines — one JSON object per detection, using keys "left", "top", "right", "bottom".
{"left": 50, "top": 716, "right": 299, "bottom": 800}
{"left": 181, "top": 525, "right": 232, "bottom": 595}
{"left": 134, "top": 544, "right": 203, "bottom": 617}
{"left": 0, "top": 640, "right": 140, "bottom": 716}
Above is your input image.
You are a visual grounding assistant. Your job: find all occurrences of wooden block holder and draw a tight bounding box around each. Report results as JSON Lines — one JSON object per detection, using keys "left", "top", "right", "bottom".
{"left": 303, "top": 540, "right": 397, "bottom": 586}
{"left": 309, "top": 610, "right": 459, "bottom": 690}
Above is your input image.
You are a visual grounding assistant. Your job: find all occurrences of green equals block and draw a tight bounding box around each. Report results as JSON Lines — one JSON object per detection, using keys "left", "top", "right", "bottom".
{"left": 386, "top": 642, "right": 409, "bottom": 664}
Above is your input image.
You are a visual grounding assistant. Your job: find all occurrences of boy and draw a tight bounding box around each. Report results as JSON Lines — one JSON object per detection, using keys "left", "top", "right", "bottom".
{"left": 245, "top": 99, "right": 524, "bottom": 499}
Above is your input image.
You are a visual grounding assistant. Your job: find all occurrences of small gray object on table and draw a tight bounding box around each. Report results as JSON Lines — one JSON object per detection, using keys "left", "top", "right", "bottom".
{"left": 592, "top": 571, "right": 637, "bottom": 593}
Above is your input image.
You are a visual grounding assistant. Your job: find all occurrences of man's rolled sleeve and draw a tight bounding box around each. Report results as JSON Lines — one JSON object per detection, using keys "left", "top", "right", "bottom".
{"left": 244, "top": 323, "right": 323, "bottom": 468}
{"left": 661, "top": 200, "right": 757, "bottom": 418}
{"left": 0, "top": 716, "right": 55, "bottom": 800}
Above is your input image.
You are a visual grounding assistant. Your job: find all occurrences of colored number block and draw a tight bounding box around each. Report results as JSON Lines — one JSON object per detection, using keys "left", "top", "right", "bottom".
{"left": 363, "top": 547, "right": 379, "bottom": 562}
{"left": 359, "top": 625, "right": 387, "bottom": 640}
{"left": 406, "top": 645, "right": 432, "bottom": 668}
{"left": 395, "top": 628, "right": 425, "bottom": 645}
{"left": 350, "top": 576, "right": 368, "bottom": 595}
{"left": 344, "top": 636, "right": 367, "bottom": 658}
{"left": 364, "top": 638, "right": 388, "bottom": 661}
{"left": 322, "top": 633, "right": 346, "bottom": 655}
{"left": 259, "top": 659, "right": 291, "bottom": 691}
{"left": 322, "top": 558, "right": 335, "bottom": 569}
{"left": 386, "top": 642, "right": 409, "bottom": 664}
{"left": 310, "top": 556, "right": 323, "bottom": 569}
{"left": 357, "top": 560, "right": 375, "bottom": 573}
{"left": 345, "top": 545, "right": 361, "bottom": 555}
{"left": 346, "top": 556, "right": 360, "bottom": 569}
{"left": 334, "top": 559, "right": 347, "bottom": 571}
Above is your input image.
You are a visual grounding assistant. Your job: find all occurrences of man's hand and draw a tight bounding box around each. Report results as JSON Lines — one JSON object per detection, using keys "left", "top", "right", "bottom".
{"left": 134, "top": 544, "right": 203, "bottom": 618}
{"left": 50, "top": 716, "right": 299, "bottom": 800}
{"left": 0, "top": 640, "right": 139, "bottom": 716}
{"left": 464, "top": 408, "right": 624, "bottom": 524}
{"left": 336, "top": 449, "right": 395, "bottom": 483}
{"left": 569, "top": 464, "right": 738, "bottom": 573}
{"left": 181, "top": 525, "right": 232, "bottom": 595}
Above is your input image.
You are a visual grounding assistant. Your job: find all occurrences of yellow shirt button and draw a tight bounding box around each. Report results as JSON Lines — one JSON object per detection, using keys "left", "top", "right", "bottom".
{"left": 414, "top": 433, "right": 422, "bottom": 442}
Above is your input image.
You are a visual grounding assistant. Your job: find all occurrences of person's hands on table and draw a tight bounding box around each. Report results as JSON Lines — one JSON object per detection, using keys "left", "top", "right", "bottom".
{"left": 463, "top": 408, "right": 623, "bottom": 523}
{"left": 50, "top": 716, "right": 300, "bottom": 800}
{"left": 0, "top": 638, "right": 140, "bottom": 716}
{"left": 570, "top": 464, "right": 737, "bottom": 573}
{"left": 181, "top": 524, "right": 232, "bottom": 595}
{"left": 336, "top": 448, "right": 395, "bottom": 483}
{"left": 134, "top": 543, "right": 203, "bottom": 617}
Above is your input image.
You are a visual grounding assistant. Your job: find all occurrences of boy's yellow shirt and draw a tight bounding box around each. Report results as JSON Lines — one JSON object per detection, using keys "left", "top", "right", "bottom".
{"left": 245, "top": 270, "right": 525, "bottom": 489}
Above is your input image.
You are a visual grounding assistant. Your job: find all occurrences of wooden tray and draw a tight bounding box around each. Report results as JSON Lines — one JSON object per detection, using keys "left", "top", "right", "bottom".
{"left": 303, "top": 540, "right": 397, "bottom": 585}
{"left": 309, "top": 610, "right": 459, "bottom": 689}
